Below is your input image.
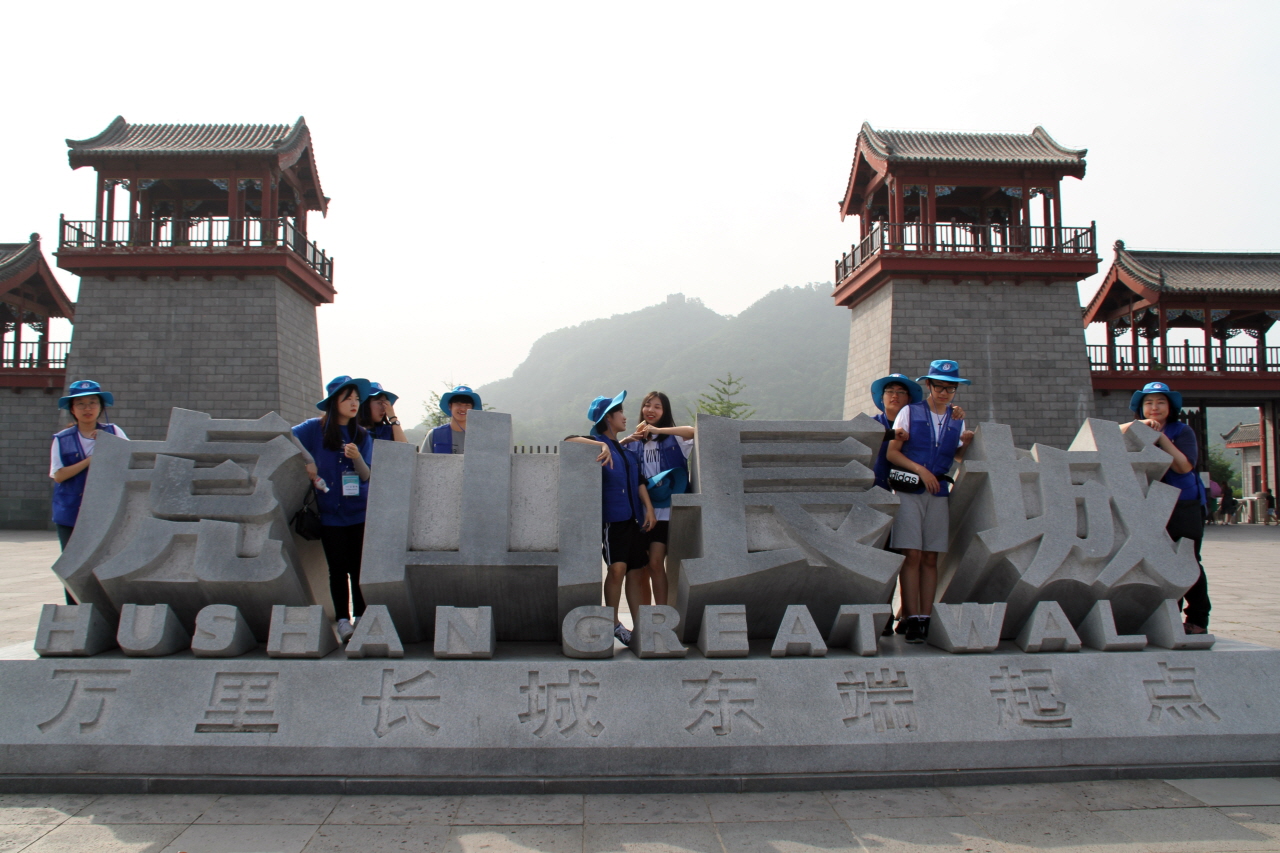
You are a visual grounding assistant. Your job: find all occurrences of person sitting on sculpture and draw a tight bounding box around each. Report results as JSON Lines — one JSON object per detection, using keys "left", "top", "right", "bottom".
{"left": 565, "top": 391, "right": 657, "bottom": 645}
{"left": 293, "top": 375, "right": 374, "bottom": 642}
{"left": 616, "top": 391, "right": 695, "bottom": 608}
{"left": 884, "top": 360, "right": 975, "bottom": 644}
{"left": 359, "top": 381, "right": 408, "bottom": 443}
{"left": 425, "top": 385, "right": 480, "bottom": 454}
{"left": 1120, "top": 381, "right": 1211, "bottom": 634}
{"left": 50, "top": 379, "right": 129, "bottom": 604}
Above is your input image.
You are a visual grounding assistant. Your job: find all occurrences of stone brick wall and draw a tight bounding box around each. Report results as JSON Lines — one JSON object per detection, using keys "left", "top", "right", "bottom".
{"left": 843, "top": 277, "right": 1096, "bottom": 449}
{"left": 64, "top": 275, "right": 323, "bottom": 441}
{"left": 842, "top": 283, "right": 894, "bottom": 419}
{"left": 1092, "top": 391, "right": 1135, "bottom": 425}
{"left": 0, "top": 388, "right": 62, "bottom": 528}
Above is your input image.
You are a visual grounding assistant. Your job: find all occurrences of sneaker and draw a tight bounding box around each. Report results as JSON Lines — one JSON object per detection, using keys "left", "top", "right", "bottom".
{"left": 613, "top": 623, "right": 633, "bottom": 645}
{"left": 920, "top": 615, "right": 931, "bottom": 638}
{"left": 337, "top": 618, "right": 354, "bottom": 641}
{"left": 881, "top": 617, "right": 896, "bottom": 637}
{"left": 1184, "top": 622, "right": 1208, "bottom": 635}
{"left": 895, "top": 617, "right": 908, "bottom": 635}
{"left": 903, "top": 617, "right": 925, "bottom": 644}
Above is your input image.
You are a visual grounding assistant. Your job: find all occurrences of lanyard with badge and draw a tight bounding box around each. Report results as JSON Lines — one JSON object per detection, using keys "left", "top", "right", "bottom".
{"left": 339, "top": 425, "right": 361, "bottom": 497}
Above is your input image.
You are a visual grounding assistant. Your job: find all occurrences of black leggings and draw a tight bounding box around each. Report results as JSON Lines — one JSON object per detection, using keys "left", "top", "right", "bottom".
{"left": 320, "top": 522, "right": 366, "bottom": 621}
{"left": 1167, "top": 499, "right": 1210, "bottom": 628}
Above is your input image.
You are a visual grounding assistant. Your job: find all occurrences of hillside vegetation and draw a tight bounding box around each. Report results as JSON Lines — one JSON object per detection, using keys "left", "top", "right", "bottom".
{"left": 471, "top": 284, "right": 850, "bottom": 444}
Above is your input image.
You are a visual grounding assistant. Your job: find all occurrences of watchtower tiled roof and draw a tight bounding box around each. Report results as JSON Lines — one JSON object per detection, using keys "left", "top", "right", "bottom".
{"left": 1114, "top": 242, "right": 1280, "bottom": 295}
{"left": 1222, "top": 422, "right": 1261, "bottom": 445}
{"left": 67, "top": 117, "right": 310, "bottom": 160}
{"left": 0, "top": 234, "right": 74, "bottom": 318}
{"left": 0, "top": 236, "right": 43, "bottom": 282}
{"left": 859, "top": 123, "right": 1087, "bottom": 168}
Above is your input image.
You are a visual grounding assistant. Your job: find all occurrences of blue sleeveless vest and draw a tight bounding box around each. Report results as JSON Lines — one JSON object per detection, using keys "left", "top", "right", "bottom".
{"left": 900, "top": 402, "right": 963, "bottom": 497}
{"left": 872, "top": 412, "right": 892, "bottom": 490}
{"left": 51, "top": 424, "right": 119, "bottom": 527}
{"left": 1160, "top": 422, "right": 1202, "bottom": 502}
{"left": 429, "top": 423, "right": 454, "bottom": 454}
{"left": 599, "top": 434, "right": 645, "bottom": 523}
{"left": 628, "top": 434, "right": 691, "bottom": 508}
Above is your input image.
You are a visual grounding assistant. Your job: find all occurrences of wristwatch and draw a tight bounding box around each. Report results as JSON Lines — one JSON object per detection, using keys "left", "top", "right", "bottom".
{"left": 388, "top": 418, "right": 401, "bottom": 426}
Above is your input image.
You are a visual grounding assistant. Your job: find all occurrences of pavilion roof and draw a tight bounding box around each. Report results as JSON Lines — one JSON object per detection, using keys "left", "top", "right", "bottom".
{"left": 0, "top": 234, "right": 74, "bottom": 319}
{"left": 858, "top": 123, "right": 1087, "bottom": 168}
{"left": 1113, "top": 242, "right": 1280, "bottom": 296}
{"left": 1222, "top": 422, "right": 1260, "bottom": 445}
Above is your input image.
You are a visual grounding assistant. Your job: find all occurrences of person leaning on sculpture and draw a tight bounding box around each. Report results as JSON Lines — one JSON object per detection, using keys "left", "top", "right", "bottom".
{"left": 293, "top": 376, "right": 375, "bottom": 642}
{"left": 425, "top": 385, "right": 480, "bottom": 454}
{"left": 565, "top": 391, "right": 657, "bottom": 645}
{"left": 359, "top": 381, "right": 407, "bottom": 443}
{"left": 884, "top": 360, "right": 976, "bottom": 644}
{"left": 1120, "top": 381, "right": 1211, "bottom": 634}
{"left": 49, "top": 379, "right": 129, "bottom": 604}
{"left": 618, "top": 391, "right": 695, "bottom": 608}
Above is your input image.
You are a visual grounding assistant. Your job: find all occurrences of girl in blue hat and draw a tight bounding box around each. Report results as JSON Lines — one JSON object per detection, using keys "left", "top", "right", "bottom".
{"left": 620, "top": 391, "right": 696, "bottom": 608}
{"left": 292, "top": 376, "right": 375, "bottom": 642}
{"left": 359, "top": 382, "right": 407, "bottom": 443}
{"left": 566, "top": 391, "right": 657, "bottom": 645}
{"left": 50, "top": 380, "right": 129, "bottom": 601}
{"left": 885, "top": 360, "right": 976, "bottom": 643}
{"left": 1120, "top": 381, "right": 1210, "bottom": 633}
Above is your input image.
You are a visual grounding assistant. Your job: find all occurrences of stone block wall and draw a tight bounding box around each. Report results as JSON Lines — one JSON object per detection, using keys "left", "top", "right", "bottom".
{"left": 64, "top": 275, "right": 322, "bottom": 441}
{"left": 1092, "top": 390, "right": 1135, "bottom": 426}
{"left": 843, "top": 277, "right": 1095, "bottom": 449}
{"left": 0, "top": 387, "right": 62, "bottom": 528}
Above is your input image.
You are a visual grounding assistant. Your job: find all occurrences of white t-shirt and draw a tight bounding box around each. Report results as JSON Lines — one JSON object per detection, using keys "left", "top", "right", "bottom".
{"left": 638, "top": 435, "right": 693, "bottom": 522}
{"left": 50, "top": 425, "right": 129, "bottom": 478}
{"left": 892, "top": 406, "right": 965, "bottom": 445}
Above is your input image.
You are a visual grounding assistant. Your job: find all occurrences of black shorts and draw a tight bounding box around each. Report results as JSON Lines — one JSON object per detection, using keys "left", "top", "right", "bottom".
{"left": 602, "top": 520, "right": 647, "bottom": 571}
{"left": 645, "top": 520, "right": 670, "bottom": 547}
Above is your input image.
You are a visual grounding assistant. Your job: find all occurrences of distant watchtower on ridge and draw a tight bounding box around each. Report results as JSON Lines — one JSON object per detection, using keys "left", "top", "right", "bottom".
{"left": 833, "top": 123, "right": 1100, "bottom": 448}
{"left": 56, "top": 116, "right": 335, "bottom": 438}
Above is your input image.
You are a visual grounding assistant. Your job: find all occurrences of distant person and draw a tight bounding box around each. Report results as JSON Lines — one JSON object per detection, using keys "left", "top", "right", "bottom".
{"left": 1221, "top": 485, "right": 1238, "bottom": 525}
{"left": 884, "top": 360, "right": 975, "bottom": 644}
{"left": 50, "top": 380, "right": 128, "bottom": 603}
{"left": 620, "top": 391, "right": 695, "bottom": 607}
{"left": 359, "top": 382, "right": 407, "bottom": 443}
{"left": 565, "top": 391, "right": 656, "bottom": 645}
{"left": 425, "top": 385, "right": 480, "bottom": 454}
{"left": 1120, "top": 381, "right": 1210, "bottom": 633}
{"left": 1261, "top": 488, "right": 1276, "bottom": 526}
{"left": 1206, "top": 485, "right": 1220, "bottom": 525}
{"left": 293, "top": 376, "right": 374, "bottom": 642}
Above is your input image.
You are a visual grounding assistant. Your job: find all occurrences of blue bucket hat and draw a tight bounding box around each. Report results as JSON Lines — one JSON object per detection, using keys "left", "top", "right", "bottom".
{"left": 870, "top": 373, "right": 923, "bottom": 411}
{"left": 366, "top": 381, "right": 398, "bottom": 405}
{"left": 439, "top": 385, "right": 481, "bottom": 415}
{"left": 587, "top": 391, "right": 627, "bottom": 431}
{"left": 316, "top": 375, "right": 372, "bottom": 412}
{"left": 917, "top": 359, "right": 972, "bottom": 386}
{"left": 59, "top": 379, "right": 114, "bottom": 410}
{"left": 1130, "top": 381, "right": 1182, "bottom": 415}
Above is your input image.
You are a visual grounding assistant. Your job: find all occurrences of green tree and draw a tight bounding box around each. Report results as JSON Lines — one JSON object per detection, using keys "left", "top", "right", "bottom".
{"left": 692, "top": 373, "right": 755, "bottom": 420}
{"left": 1206, "top": 445, "right": 1241, "bottom": 492}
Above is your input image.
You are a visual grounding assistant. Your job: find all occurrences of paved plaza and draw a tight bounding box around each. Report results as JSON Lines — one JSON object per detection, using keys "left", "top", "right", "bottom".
{"left": 1, "top": 525, "right": 1278, "bottom": 852}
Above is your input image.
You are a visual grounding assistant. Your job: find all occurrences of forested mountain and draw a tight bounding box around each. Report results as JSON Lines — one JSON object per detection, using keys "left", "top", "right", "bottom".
{"left": 472, "top": 284, "right": 851, "bottom": 444}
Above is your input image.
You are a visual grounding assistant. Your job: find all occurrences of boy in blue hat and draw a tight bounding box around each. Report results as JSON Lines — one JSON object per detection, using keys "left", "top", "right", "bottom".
{"left": 1120, "top": 381, "right": 1210, "bottom": 633}
{"left": 426, "top": 385, "right": 481, "bottom": 454}
{"left": 885, "top": 360, "right": 975, "bottom": 643}
{"left": 566, "top": 391, "right": 656, "bottom": 644}
{"left": 50, "top": 380, "right": 129, "bottom": 603}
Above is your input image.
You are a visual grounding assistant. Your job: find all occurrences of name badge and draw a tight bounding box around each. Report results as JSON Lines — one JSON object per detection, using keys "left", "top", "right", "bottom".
{"left": 342, "top": 472, "right": 360, "bottom": 497}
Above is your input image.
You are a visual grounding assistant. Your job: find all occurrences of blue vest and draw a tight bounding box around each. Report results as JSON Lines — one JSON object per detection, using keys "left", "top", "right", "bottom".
{"left": 872, "top": 412, "right": 892, "bottom": 491}
{"left": 627, "top": 434, "right": 691, "bottom": 508}
{"left": 900, "top": 402, "right": 963, "bottom": 497}
{"left": 51, "top": 424, "right": 120, "bottom": 527}
{"left": 291, "top": 418, "right": 374, "bottom": 527}
{"left": 599, "top": 433, "right": 645, "bottom": 523}
{"left": 1161, "top": 422, "right": 1203, "bottom": 503}
{"left": 429, "top": 423, "right": 456, "bottom": 454}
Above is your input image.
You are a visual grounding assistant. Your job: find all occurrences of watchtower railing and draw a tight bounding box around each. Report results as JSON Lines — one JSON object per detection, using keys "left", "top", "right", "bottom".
{"left": 1, "top": 340, "right": 70, "bottom": 369}
{"left": 59, "top": 216, "right": 334, "bottom": 284}
{"left": 1087, "top": 342, "right": 1280, "bottom": 373}
{"left": 836, "top": 221, "right": 1096, "bottom": 282}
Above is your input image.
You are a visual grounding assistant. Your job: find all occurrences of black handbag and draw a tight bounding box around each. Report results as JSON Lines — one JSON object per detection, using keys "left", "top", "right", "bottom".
{"left": 292, "top": 488, "right": 323, "bottom": 540}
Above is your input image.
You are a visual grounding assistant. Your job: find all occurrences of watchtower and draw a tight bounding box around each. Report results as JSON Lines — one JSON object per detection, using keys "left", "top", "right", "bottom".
{"left": 56, "top": 117, "right": 334, "bottom": 439}
{"left": 834, "top": 123, "right": 1099, "bottom": 448}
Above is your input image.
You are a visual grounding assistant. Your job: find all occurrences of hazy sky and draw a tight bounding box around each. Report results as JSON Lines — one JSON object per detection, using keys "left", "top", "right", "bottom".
{"left": 3, "top": 1, "right": 1277, "bottom": 419}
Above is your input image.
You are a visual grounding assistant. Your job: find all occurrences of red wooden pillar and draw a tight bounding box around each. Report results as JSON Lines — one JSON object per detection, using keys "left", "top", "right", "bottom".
{"left": 36, "top": 318, "right": 48, "bottom": 368}
{"left": 1052, "top": 179, "right": 1063, "bottom": 249}
{"left": 1158, "top": 306, "right": 1168, "bottom": 368}
{"left": 94, "top": 173, "right": 106, "bottom": 243}
{"left": 1041, "top": 190, "right": 1052, "bottom": 251}
{"left": 13, "top": 316, "right": 22, "bottom": 366}
{"left": 926, "top": 182, "right": 937, "bottom": 249}
{"left": 262, "top": 172, "right": 277, "bottom": 245}
{"left": 228, "top": 173, "right": 241, "bottom": 246}
{"left": 127, "top": 172, "right": 139, "bottom": 246}
{"left": 104, "top": 181, "right": 116, "bottom": 245}
{"left": 1203, "top": 306, "right": 1214, "bottom": 371}
{"left": 1260, "top": 405, "right": 1270, "bottom": 499}
{"left": 1106, "top": 319, "right": 1116, "bottom": 370}
{"left": 1020, "top": 182, "right": 1030, "bottom": 250}
{"left": 887, "top": 178, "right": 899, "bottom": 245}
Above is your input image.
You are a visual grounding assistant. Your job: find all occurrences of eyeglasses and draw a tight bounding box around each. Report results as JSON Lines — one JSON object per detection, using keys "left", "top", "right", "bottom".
{"left": 929, "top": 385, "right": 958, "bottom": 394}
{"left": 882, "top": 388, "right": 910, "bottom": 396}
